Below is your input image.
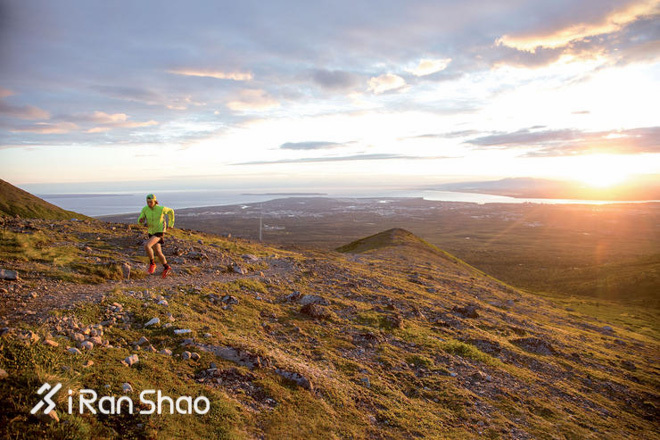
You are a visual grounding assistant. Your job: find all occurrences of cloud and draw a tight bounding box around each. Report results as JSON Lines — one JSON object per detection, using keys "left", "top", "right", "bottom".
{"left": 311, "top": 69, "right": 361, "bottom": 91}
{"left": 280, "top": 141, "right": 345, "bottom": 150}
{"left": 367, "top": 74, "right": 407, "bottom": 94}
{"left": 465, "top": 126, "right": 660, "bottom": 156}
{"left": 235, "top": 153, "right": 452, "bottom": 165}
{"left": 169, "top": 68, "right": 253, "bottom": 81}
{"left": 93, "top": 85, "right": 164, "bottom": 106}
{"left": 0, "top": 88, "right": 13, "bottom": 98}
{"left": 10, "top": 122, "right": 79, "bottom": 134}
{"left": 496, "top": 0, "right": 660, "bottom": 52}
{"left": 0, "top": 101, "right": 50, "bottom": 120}
{"left": 407, "top": 58, "right": 452, "bottom": 76}
{"left": 226, "top": 89, "right": 280, "bottom": 111}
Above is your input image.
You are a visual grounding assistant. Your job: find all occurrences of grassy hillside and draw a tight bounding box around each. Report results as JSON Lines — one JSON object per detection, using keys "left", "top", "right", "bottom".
{"left": 0, "top": 217, "right": 658, "bottom": 439}
{"left": 0, "top": 179, "right": 88, "bottom": 220}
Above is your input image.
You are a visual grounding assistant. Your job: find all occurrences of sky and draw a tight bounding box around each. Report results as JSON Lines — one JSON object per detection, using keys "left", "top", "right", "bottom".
{"left": 0, "top": 0, "right": 659, "bottom": 193}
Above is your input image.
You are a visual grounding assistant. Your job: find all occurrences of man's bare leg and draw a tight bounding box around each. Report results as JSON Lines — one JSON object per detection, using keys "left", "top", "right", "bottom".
{"left": 154, "top": 243, "right": 167, "bottom": 265}
{"left": 144, "top": 236, "right": 161, "bottom": 262}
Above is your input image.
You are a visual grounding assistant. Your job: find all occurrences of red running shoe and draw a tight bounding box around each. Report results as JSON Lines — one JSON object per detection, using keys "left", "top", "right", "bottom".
{"left": 162, "top": 265, "right": 171, "bottom": 279}
{"left": 148, "top": 263, "right": 156, "bottom": 274}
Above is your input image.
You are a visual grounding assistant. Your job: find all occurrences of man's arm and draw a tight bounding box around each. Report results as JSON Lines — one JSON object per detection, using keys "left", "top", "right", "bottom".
{"left": 165, "top": 206, "right": 175, "bottom": 228}
{"left": 137, "top": 207, "right": 146, "bottom": 225}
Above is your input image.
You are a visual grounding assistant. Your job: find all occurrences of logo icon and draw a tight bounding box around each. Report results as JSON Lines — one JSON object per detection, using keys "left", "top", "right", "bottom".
{"left": 31, "top": 382, "right": 62, "bottom": 415}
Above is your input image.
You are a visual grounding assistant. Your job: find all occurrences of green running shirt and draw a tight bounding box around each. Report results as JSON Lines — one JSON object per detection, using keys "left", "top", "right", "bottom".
{"left": 138, "top": 205, "right": 175, "bottom": 234}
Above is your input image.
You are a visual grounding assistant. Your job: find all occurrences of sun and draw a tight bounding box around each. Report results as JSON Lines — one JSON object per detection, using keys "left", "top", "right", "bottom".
{"left": 575, "top": 155, "right": 630, "bottom": 188}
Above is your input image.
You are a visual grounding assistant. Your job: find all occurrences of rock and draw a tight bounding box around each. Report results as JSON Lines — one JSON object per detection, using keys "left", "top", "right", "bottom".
{"left": 199, "top": 345, "right": 271, "bottom": 369}
{"left": 137, "top": 336, "right": 150, "bottom": 346}
{"left": 621, "top": 360, "right": 637, "bottom": 371}
{"left": 452, "top": 305, "right": 479, "bottom": 319}
{"left": 600, "top": 325, "right": 615, "bottom": 334}
{"left": 144, "top": 345, "right": 157, "bottom": 353}
{"left": 300, "top": 304, "right": 333, "bottom": 320}
{"left": 203, "top": 333, "right": 212, "bottom": 338}
{"left": 360, "top": 377, "right": 371, "bottom": 388}
{"left": 144, "top": 317, "right": 160, "bottom": 327}
{"left": 511, "top": 337, "right": 557, "bottom": 356}
{"left": 174, "top": 329, "right": 193, "bottom": 335}
{"left": 382, "top": 314, "right": 404, "bottom": 329}
{"left": 68, "top": 348, "right": 82, "bottom": 355}
{"left": 124, "top": 354, "right": 139, "bottom": 367}
{"left": 182, "top": 351, "right": 192, "bottom": 360}
{"left": 242, "top": 254, "right": 259, "bottom": 262}
{"left": 231, "top": 264, "right": 248, "bottom": 275}
{"left": 84, "top": 360, "right": 94, "bottom": 368}
{"left": 275, "top": 369, "right": 313, "bottom": 390}
{"left": 43, "top": 339, "right": 59, "bottom": 348}
{"left": 0, "top": 368, "right": 8, "bottom": 380}
{"left": 122, "top": 383, "right": 133, "bottom": 393}
{"left": 80, "top": 341, "right": 94, "bottom": 351}
{"left": 191, "top": 352, "right": 201, "bottom": 361}
{"left": 121, "top": 263, "right": 131, "bottom": 280}
{"left": 72, "top": 333, "right": 85, "bottom": 342}
{"left": 158, "top": 300, "right": 169, "bottom": 307}
{"left": 286, "top": 291, "right": 302, "bottom": 301}
{"left": 89, "top": 336, "right": 103, "bottom": 345}
{"left": 299, "top": 295, "right": 329, "bottom": 306}
{"left": 221, "top": 295, "right": 239, "bottom": 305}
{"left": 159, "top": 349, "right": 173, "bottom": 356}
{"left": 0, "top": 269, "right": 19, "bottom": 281}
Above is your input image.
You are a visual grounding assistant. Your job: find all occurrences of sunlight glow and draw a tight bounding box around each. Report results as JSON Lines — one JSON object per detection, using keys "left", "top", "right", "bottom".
{"left": 574, "top": 155, "right": 631, "bottom": 188}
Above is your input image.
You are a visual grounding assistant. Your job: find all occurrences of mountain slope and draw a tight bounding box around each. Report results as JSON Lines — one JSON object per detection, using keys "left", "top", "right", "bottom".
{"left": 0, "top": 218, "right": 658, "bottom": 439}
{"left": 0, "top": 179, "right": 88, "bottom": 220}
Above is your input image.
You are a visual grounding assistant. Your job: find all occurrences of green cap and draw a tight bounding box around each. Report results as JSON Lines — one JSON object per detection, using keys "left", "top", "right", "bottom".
{"left": 146, "top": 194, "right": 157, "bottom": 201}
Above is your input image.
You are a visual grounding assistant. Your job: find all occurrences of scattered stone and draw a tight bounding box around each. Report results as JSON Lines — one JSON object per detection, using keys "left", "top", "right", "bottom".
{"left": 144, "top": 345, "right": 157, "bottom": 353}
{"left": 0, "top": 369, "right": 8, "bottom": 380}
{"left": 452, "top": 305, "right": 479, "bottom": 319}
{"left": 43, "top": 339, "right": 59, "bottom": 348}
{"left": 159, "top": 349, "right": 173, "bottom": 356}
{"left": 275, "top": 369, "right": 313, "bottom": 390}
{"left": 621, "top": 360, "right": 637, "bottom": 371}
{"left": 299, "top": 295, "right": 329, "bottom": 306}
{"left": 511, "top": 337, "right": 557, "bottom": 356}
{"left": 191, "top": 352, "right": 201, "bottom": 361}
{"left": 122, "top": 383, "right": 133, "bottom": 393}
{"left": 137, "top": 336, "right": 150, "bottom": 346}
{"left": 600, "top": 325, "right": 615, "bottom": 334}
{"left": 80, "top": 341, "right": 94, "bottom": 351}
{"left": 124, "top": 354, "right": 139, "bottom": 367}
{"left": 158, "top": 300, "right": 169, "bottom": 307}
{"left": 0, "top": 269, "right": 19, "bottom": 281}
{"left": 360, "top": 377, "right": 371, "bottom": 388}
{"left": 231, "top": 264, "right": 248, "bottom": 275}
{"left": 221, "top": 295, "right": 239, "bottom": 305}
{"left": 199, "top": 345, "right": 271, "bottom": 369}
{"left": 68, "top": 348, "right": 82, "bottom": 355}
{"left": 242, "top": 254, "right": 259, "bottom": 262}
{"left": 144, "top": 317, "right": 160, "bottom": 327}
{"left": 203, "top": 333, "right": 212, "bottom": 338}
{"left": 89, "top": 336, "right": 103, "bottom": 345}
{"left": 286, "top": 291, "right": 302, "bottom": 301}
{"left": 174, "top": 329, "right": 193, "bottom": 335}
{"left": 182, "top": 351, "right": 192, "bottom": 360}
{"left": 84, "top": 360, "right": 94, "bottom": 368}
{"left": 300, "top": 304, "right": 333, "bottom": 320}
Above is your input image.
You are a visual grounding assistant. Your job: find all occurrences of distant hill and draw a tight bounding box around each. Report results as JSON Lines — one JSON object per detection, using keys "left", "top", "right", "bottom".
{"left": 436, "top": 176, "right": 660, "bottom": 201}
{"left": 0, "top": 179, "right": 89, "bottom": 220}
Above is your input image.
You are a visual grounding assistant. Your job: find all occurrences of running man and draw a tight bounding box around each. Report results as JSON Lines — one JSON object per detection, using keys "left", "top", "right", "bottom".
{"left": 138, "top": 194, "right": 175, "bottom": 278}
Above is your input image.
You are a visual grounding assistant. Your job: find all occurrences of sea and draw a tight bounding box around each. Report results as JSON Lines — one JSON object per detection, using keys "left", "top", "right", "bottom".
{"left": 36, "top": 189, "right": 659, "bottom": 218}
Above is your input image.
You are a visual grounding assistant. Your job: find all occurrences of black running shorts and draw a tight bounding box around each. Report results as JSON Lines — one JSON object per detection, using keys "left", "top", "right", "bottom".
{"left": 148, "top": 232, "right": 164, "bottom": 245}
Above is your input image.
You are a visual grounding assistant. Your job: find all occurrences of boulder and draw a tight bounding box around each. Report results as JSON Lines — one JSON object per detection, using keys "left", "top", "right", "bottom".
{"left": 511, "top": 337, "right": 557, "bottom": 356}
{"left": 0, "top": 269, "right": 19, "bottom": 281}
{"left": 299, "top": 295, "right": 329, "bottom": 306}
{"left": 300, "top": 304, "right": 333, "bottom": 320}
